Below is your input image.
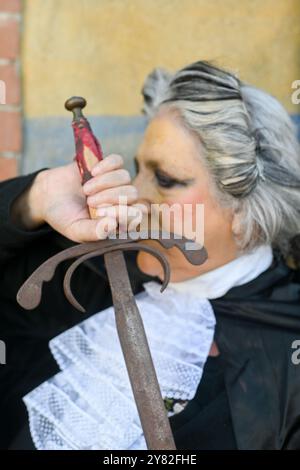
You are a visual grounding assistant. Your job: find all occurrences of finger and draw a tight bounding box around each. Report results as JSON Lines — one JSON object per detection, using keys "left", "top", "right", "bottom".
{"left": 95, "top": 217, "right": 118, "bottom": 240}
{"left": 91, "top": 154, "right": 124, "bottom": 177}
{"left": 95, "top": 203, "right": 149, "bottom": 217}
{"left": 64, "top": 218, "right": 108, "bottom": 243}
{"left": 96, "top": 204, "right": 147, "bottom": 236}
{"left": 131, "top": 202, "right": 150, "bottom": 215}
{"left": 82, "top": 168, "right": 131, "bottom": 196}
{"left": 87, "top": 185, "right": 138, "bottom": 207}
{"left": 96, "top": 206, "right": 144, "bottom": 239}
{"left": 95, "top": 204, "right": 144, "bottom": 224}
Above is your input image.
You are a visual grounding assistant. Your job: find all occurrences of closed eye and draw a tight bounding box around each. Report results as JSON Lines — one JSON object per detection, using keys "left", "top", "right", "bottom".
{"left": 134, "top": 156, "right": 194, "bottom": 189}
{"left": 154, "top": 169, "right": 190, "bottom": 189}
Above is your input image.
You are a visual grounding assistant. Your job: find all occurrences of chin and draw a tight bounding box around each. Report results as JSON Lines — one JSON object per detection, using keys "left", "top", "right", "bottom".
{"left": 136, "top": 251, "right": 164, "bottom": 279}
{"left": 136, "top": 250, "right": 185, "bottom": 282}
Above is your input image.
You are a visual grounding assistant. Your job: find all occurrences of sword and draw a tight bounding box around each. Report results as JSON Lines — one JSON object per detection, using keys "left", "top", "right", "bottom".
{"left": 17, "top": 97, "right": 208, "bottom": 450}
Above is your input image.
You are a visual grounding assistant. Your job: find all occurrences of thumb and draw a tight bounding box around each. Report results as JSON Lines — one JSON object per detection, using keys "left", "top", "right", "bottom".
{"left": 65, "top": 217, "right": 116, "bottom": 243}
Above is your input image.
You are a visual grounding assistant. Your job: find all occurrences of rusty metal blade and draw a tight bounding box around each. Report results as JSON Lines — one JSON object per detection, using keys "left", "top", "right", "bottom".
{"left": 104, "top": 250, "right": 176, "bottom": 450}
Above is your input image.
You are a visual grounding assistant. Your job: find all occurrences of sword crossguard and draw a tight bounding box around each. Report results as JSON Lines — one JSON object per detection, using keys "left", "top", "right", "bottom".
{"left": 17, "top": 230, "right": 207, "bottom": 313}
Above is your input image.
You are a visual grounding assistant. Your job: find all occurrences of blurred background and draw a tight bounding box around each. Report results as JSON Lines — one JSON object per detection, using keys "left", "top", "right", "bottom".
{"left": 0, "top": 0, "right": 299, "bottom": 180}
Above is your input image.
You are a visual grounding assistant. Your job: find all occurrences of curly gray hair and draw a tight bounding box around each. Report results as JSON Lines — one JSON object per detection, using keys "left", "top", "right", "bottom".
{"left": 141, "top": 61, "right": 300, "bottom": 257}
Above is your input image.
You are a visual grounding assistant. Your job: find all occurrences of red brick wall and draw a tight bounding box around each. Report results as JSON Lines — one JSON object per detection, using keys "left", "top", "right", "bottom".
{"left": 0, "top": 0, "right": 22, "bottom": 181}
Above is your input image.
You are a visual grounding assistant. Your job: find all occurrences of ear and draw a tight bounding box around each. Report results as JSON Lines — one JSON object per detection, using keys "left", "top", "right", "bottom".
{"left": 231, "top": 211, "right": 242, "bottom": 238}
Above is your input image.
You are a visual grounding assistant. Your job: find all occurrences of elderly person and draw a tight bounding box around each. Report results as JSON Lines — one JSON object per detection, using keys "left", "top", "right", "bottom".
{"left": 1, "top": 61, "right": 300, "bottom": 450}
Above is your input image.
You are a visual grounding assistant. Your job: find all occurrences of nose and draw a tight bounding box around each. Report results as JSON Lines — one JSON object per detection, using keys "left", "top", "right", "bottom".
{"left": 131, "top": 173, "right": 152, "bottom": 230}
{"left": 133, "top": 172, "right": 154, "bottom": 215}
{"left": 132, "top": 171, "right": 141, "bottom": 190}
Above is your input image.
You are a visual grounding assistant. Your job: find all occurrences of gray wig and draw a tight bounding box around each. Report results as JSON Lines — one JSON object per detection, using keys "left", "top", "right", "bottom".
{"left": 141, "top": 61, "right": 300, "bottom": 259}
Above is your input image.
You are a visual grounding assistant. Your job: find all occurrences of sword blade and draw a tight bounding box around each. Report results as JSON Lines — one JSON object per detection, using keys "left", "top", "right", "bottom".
{"left": 104, "top": 250, "right": 176, "bottom": 450}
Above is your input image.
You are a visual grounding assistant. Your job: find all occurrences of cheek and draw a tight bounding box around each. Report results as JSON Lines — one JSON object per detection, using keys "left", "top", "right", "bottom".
{"left": 162, "top": 187, "right": 206, "bottom": 242}
{"left": 164, "top": 186, "right": 202, "bottom": 206}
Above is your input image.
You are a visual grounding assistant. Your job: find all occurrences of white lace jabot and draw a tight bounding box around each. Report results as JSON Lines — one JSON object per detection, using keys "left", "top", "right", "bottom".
{"left": 23, "top": 245, "right": 273, "bottom": 450}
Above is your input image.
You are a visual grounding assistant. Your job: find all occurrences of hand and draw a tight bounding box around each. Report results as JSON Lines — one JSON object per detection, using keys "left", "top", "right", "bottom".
{"left": 12, "top": 154, "right": 145, "bottom": 242}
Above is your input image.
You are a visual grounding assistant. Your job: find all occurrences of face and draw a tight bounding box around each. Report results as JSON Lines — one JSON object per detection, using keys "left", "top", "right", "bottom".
{"left": 133, "top": 107, "right": 239, "bottom": 282}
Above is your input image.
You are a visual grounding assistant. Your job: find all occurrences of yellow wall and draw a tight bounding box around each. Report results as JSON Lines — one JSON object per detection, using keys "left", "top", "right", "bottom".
{"left": 23, "top": 0, "right": 300, "bottom": 118}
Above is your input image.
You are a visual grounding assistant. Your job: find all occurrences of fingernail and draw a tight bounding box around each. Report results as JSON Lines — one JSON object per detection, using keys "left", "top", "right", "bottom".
{"left": 83, "top": 181, "right": 93, "bottom": 194}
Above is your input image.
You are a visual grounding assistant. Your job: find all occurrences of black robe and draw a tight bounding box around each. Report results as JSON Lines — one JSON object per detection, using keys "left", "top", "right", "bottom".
{"left": 0, "top": 171, "right": 300, "bottom": 450}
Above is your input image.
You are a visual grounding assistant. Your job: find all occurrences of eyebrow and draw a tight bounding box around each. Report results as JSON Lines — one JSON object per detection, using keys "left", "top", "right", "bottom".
{"left": 145, "top": 159, "right": 163, "bottom": 172}
{"left": 134, "top": 155, "right": 160, "bottom": 171}
{"left": 135, "top": 155, "right": 178, "bottom": 172}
